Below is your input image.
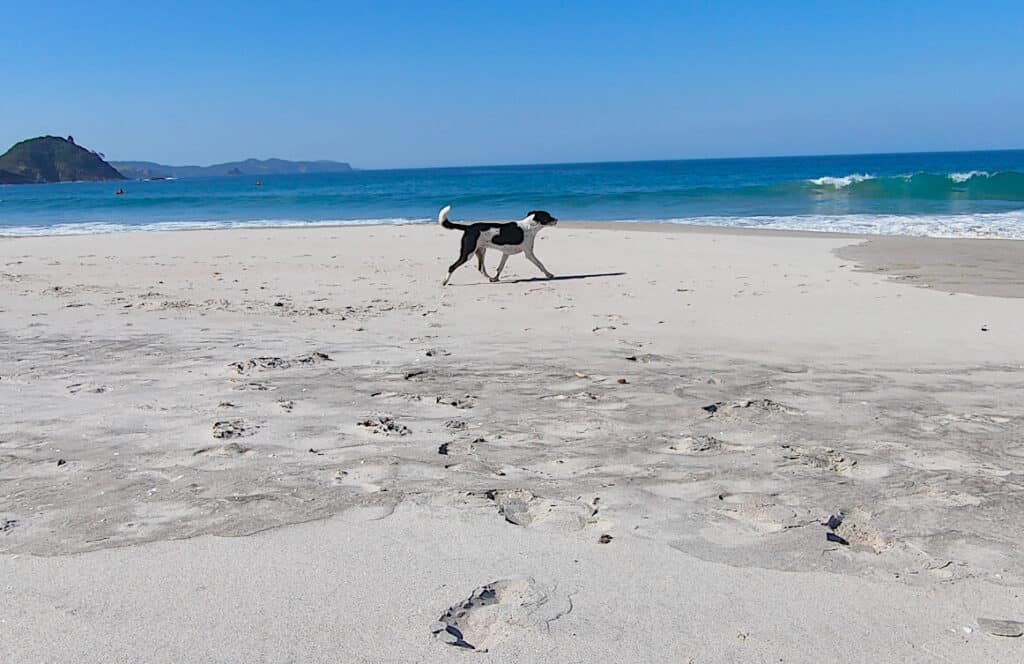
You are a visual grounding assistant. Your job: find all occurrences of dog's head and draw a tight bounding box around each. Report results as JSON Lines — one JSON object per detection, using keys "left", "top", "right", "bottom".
{"left": 527, "top": 210, "right": 558, "bottom": 226}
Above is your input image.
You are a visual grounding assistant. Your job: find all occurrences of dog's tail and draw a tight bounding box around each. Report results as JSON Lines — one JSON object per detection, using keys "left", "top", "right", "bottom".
{"left": 438, "top": 205, "right": 467, "bottom": 230}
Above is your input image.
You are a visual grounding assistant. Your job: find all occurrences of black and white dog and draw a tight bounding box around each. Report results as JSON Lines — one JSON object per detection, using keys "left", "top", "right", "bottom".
{"left": 438, "top": 205, "right": 558, "bottom": 285}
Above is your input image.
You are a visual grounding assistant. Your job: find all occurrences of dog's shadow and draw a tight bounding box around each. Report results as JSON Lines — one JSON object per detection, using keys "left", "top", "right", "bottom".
{"left": 500, "top": 271, "right": 627, "bottom": 284}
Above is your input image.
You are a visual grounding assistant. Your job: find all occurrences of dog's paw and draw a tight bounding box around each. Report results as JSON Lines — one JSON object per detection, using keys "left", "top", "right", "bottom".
{"left": 490, "top": 277, "right": 500, "bottom": 283}
{"left": 545, "top": 273, "right": 555, "bottom": 279}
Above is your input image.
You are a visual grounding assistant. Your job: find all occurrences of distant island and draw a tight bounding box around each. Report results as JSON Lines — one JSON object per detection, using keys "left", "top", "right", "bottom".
{"left": 111, "top": 158, "right": 353, "bottom": 179}
{"left": 0, "top": 135, "right": 354, "bottom": 184}
{"left": 0, "top": 136, "right": 125, "bottom": 184}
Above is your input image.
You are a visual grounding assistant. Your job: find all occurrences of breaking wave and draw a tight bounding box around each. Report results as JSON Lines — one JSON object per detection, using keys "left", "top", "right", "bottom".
{"left": 803, "top": 171, "right": 1024, "bottom": 199}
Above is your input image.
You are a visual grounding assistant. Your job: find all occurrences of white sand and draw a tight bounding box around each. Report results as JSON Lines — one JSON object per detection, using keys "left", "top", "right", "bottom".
{"left": 2, "top": 224, "right": 1023, "bottom": 662}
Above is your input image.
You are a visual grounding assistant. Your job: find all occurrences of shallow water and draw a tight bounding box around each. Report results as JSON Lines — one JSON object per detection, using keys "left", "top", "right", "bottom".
{"left": 2, "top": 150, "right": 1023, "bottom": 237}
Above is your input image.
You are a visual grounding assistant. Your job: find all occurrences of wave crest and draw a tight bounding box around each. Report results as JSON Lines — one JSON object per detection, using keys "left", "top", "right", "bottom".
{"left": 808, "top": 174, "right": 875, "bottom": 188}
{"left": 948, "top": 171, "right": 990, "bottom": 183}
{"left": 803, "top": 170, "right": 1024, "bottom": 199}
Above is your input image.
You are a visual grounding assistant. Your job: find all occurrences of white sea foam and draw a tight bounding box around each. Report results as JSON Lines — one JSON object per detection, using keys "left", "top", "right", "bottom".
{"left": 807, "top": 174, "right": 874, "bottom": 188}
{"left": 948, "top": 171, "right": 990, "bottom": 183}
{"left": 0, "top": 217, "right": 428, "bottom": 237}
{"left": 616, "top": 211, "right": 1024, "bottom": 239}
{"left": 3, "top": 212, "right": 1023, "bottom": 240}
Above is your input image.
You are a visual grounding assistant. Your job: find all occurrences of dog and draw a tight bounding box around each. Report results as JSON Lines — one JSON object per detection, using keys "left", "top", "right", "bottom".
{"left": 438, "top": 205, "right": 558, "bottom": 286}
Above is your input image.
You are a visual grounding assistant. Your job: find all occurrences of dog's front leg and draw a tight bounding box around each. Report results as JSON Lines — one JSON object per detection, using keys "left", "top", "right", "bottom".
{"left": 475, "top": 248, "right": 494, "bottom": 280}
{"left": 524, "top": 248, "right": 554, "bottom": 279}
{"left": 491, "top": 254, "right": 509, "bottom": 282}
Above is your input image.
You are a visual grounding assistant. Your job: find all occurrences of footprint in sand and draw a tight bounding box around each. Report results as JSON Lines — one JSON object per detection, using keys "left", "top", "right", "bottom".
{"left": 231, "top": 381, "right": 275, "bottom": 392}
{"left": 540, "top": 391, "right": 600, "bottom": 402}
{"left": 432, "top": 578, "right": 571, "bottom": 652}
{"left": 714, "top": 492, "right": 815, "bottom": 533}
{"left": 624, "top": 353, "right": 667, "bottom": 363}
{"left": 822, "top": 508, "right": 970, "bottom": 578}
{"left": 227, "top": 351, "right": 331, "bottom": 374}
{"left": 828, "top": 508, "right": 891, "bottom": 553}
{"left": 436, "top": 395, "right": 477, "bottom": 409}
{"left": 486, "top": 489, "right": 594, "bottom": 531}
{"left": 333, "top": 462, "right": 395, "bottom": 493}
{"left": 780, "top": 445, "right": 857, "bottom": 474}
{"left": 702, "top": 398, "right": 800, "bottom": 417}
{"left": 370, "top": 391, "right": 424, "bottom": 403}
{"left": 357, "top": 415, "right": 411, "bottom": 436}
{"left": 67, "top": 382, "right": 108, "bottom": 394}
{"left": 664, "top": 433, "right": 748, "bottom": 454}
{"left": 211, "top": 420, "right": 258, "bottom": 439}
{"left": 438, "top": 437, "right": 484, "bottom": 457}
{"left": 193, "top": 442, "right": 252, "bottom": 457}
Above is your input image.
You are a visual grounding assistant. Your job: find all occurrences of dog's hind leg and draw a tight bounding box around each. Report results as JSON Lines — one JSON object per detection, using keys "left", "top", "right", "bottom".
{"left": 524, "top": 248, "right": 554, "bottom": 279}
{"left": 475, "top": 248, "right": 493, "bottom": 280}
{"left": 443, "top": 231, "right": 480, "bottom": 286}
{"left": 443, "top": 253, "right": 471, "bottom": 286}
{"left": 491, "top": 254, "right": 509, "bottom": 282}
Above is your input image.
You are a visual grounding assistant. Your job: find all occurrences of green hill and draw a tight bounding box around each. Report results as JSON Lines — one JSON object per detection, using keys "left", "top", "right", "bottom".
{"left": 0, "top": 136, "right": 125, "bottom": 184}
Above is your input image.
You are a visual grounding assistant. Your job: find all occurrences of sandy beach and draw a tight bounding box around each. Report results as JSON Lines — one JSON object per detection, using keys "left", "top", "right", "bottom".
{"left": 2, "top": 223, "right": 1023, "bottom": 662}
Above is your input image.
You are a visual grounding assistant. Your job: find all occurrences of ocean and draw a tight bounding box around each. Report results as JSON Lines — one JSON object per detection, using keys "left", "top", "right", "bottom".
{"left": 2, "top": 150, "right": 1023, "bottom": 238}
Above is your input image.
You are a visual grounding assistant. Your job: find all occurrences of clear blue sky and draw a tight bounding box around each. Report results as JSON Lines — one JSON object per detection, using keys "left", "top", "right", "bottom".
{"left": 2, "top": 1, "right": 1022, "bottom": 168}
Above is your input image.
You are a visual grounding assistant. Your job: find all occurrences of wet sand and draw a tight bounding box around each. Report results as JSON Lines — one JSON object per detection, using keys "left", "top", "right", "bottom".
{"left": 836, "top": 235, "right": 1024, "bottom": 298}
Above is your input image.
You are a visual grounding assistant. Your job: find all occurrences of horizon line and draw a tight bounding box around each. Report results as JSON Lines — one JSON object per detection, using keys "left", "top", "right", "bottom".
{"left": 100, "top": 146, "right": 1024, "bottom": 173}
{"left": 361, "top": 147, "right": 1024, "bottom": 172}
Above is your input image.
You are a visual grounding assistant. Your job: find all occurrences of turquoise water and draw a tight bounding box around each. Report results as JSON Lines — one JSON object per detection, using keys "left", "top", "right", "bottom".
{"left": 2, "top": 150, "right": 1024, "bottom": 237}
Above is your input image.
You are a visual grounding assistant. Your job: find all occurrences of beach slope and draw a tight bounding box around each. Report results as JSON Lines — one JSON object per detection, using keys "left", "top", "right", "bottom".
{"left": 2, "top": 224, "right": 1022, "bottom": 662}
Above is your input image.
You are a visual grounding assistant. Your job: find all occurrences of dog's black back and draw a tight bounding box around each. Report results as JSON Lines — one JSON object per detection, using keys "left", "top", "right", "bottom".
{"left": 462, "top": 222, "right": 525, "bottom": 246}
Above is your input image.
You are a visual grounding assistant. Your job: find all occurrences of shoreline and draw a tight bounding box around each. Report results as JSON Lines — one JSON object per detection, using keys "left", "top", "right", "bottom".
{"left": 4, "top": 220, "right": 1021, "bottom": 298}
{"left": 3, "top": 216, "right": 1022, "bottom": 242}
